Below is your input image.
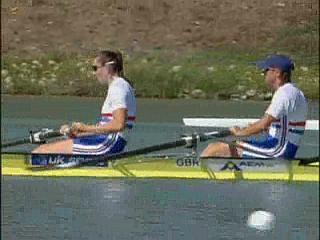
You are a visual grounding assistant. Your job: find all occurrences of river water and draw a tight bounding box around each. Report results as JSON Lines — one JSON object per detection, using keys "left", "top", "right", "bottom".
{"left": 1, "top": 95, "right": 319, "bottom": 240}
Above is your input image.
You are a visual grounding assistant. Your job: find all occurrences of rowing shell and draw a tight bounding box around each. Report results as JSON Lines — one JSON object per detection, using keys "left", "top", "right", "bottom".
{"left": 2, "top": 154, "right": 319, "bottom": 181}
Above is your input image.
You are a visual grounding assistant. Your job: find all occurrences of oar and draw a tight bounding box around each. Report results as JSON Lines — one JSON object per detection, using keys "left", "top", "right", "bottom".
{"left": 82, "top": 130, "right": 231, "bottom": 166}
{"left": 30, "top": 130, "right": 231, "bottom": 169}
{"left": 1, "top": 129, "right": 63, "bottom": 148}
{"left": 111, "top": 130, "right": 225, "bottom": 154}
{"left": 1, "top": 138, "right": 31, "bottom": 148}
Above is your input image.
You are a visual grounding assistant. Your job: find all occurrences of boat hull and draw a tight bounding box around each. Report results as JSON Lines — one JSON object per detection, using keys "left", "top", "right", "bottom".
{"left": 2, "top": 154, "right": 319, "bottom": 181}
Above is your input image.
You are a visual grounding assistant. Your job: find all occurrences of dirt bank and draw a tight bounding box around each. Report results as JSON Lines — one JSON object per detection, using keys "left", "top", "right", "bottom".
{"left": 2, "top": 0, "right": 318, "bottom": 55}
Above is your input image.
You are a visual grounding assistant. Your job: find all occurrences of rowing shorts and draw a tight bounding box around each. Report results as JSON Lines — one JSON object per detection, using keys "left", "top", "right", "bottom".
{"left": 239, "top": 136, "right": 298, "bottom": 159}
{"left": 72, "top": 133, "right": 127, "bottom": 155}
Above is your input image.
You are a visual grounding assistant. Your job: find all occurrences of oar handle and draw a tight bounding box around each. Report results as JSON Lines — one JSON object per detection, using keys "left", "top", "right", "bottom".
{"left": 199, "top": 130, "right": 231, "bottom": 141}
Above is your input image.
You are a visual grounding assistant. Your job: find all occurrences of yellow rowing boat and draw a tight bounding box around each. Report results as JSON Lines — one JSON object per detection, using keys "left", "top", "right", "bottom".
{"left": 1, "top": 154, "right": 319, "bottom": 181}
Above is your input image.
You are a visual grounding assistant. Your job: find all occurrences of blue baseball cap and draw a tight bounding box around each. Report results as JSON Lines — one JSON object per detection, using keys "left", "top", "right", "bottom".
{"left": 253, "top": 54, "right": 294, "bottom": 72}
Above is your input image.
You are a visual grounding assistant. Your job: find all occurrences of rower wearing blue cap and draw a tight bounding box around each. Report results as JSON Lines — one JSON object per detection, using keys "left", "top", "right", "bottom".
{"left": 201, "top": 54, "right": 308, "bottom": 159}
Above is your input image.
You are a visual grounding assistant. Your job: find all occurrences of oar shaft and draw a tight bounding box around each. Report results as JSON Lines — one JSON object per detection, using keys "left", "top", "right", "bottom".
{"left": 1, "top": 138, "right": 30, "bottom": 148}
{"left": 101, "top": 138, "right": 188, "bottom": 161}
{"left": 1, "top": 129, "right": 63, "bottom": 149}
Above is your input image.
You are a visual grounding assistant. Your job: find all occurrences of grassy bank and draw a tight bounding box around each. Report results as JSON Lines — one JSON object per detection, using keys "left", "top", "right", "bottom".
{"left": 2, "top": 47, "right": 318, "bottom": 100}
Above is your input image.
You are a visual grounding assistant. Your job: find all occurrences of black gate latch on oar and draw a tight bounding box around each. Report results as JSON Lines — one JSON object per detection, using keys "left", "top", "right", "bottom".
{"left": 29, "top": 128, "right": 62, "bottom": 144}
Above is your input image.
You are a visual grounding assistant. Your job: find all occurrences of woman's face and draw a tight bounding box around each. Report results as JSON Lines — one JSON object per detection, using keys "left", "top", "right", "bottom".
{"left": 93, "top": 57, "right": 110, "bottom": 85}
{"left": 263, "top": 67, "right": 280, "bottom": 90}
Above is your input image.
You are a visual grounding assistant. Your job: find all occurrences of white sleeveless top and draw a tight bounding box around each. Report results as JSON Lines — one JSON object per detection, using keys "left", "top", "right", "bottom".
{"left": 98, "top": 77, "right": 136, "bottom": 139}
{"left": 265, "top": 83, "right": 307, "bottom": 147}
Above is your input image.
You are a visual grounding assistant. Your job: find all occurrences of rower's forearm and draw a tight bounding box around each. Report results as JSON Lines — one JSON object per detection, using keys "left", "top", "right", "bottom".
{"left": 239, "top": 123, "right": 265, "bottom": 136}
{"left": 84, "top": 121, "right": 124, "bottom": 134}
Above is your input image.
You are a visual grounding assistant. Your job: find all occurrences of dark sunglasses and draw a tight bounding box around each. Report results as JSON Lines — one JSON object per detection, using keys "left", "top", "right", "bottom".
{"left": 263, "top": 68, "right": 276, "bottom": 75}
{"left": 92, "top": 65, "right": 103, "bottom": 71}
{"left": 263, "top": 69, "right": 269, "bottom": 75}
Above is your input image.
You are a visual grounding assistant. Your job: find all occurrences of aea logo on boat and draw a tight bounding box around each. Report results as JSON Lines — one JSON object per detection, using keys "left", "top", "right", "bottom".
{"left": 220, "top": 161, "right": 266, "bottom": 171}
{"left": 220, "top": 161, "right": 241, "bottom": 171}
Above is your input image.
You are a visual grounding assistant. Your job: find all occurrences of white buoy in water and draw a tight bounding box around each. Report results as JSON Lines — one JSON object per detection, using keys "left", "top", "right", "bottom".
{"left": 247, "top": 210, "right": 275, "bottom": 231}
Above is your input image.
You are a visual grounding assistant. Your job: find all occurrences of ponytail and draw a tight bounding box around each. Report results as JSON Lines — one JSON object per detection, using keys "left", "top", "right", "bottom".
{"left": 97, "top": 50, "right": 133, "bottom": 87}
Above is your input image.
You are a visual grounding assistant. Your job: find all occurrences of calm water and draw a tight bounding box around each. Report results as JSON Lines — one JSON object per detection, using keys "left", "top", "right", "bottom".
{"left": 2, "top": 95, "right": 319, "bottom": 240}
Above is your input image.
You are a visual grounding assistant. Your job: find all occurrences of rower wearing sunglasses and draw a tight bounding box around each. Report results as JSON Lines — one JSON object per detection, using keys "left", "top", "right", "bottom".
{"left": 32, "top": 50, "right": 136, "bottom": 157}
